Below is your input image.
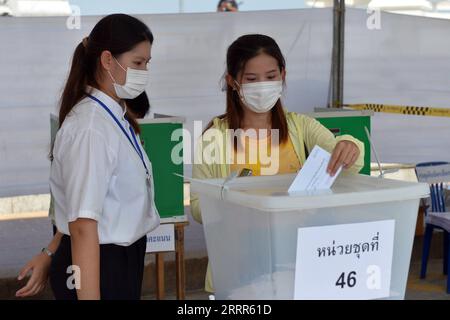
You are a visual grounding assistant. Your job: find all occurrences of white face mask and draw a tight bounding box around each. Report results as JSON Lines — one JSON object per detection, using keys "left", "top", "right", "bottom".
{"left": 237, "top": 80, "right": 283, "bottom": 113}
{"left": 108, "top": 57, "right": 149, "bottom": 99}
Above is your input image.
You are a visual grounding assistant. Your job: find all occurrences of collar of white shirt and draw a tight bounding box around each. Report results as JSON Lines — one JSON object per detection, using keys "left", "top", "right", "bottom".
{"left": 86, "top": 86, "right": 128, "bottom": 122}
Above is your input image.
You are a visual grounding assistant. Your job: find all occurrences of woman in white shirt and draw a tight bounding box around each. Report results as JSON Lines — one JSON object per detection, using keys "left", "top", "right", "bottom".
{"left": 28, "top": 14, "right": 159, "bottom": 300}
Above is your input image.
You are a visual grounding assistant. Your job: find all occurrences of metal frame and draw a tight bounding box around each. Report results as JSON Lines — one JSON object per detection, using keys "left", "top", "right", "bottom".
{"left": 331, "top": 0, "right": 346, "bottom": 108}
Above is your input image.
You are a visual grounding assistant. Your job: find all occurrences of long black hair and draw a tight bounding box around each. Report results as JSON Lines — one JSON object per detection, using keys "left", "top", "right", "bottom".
{"left": 126, "top": 91, "right": 150, "bottom": 119}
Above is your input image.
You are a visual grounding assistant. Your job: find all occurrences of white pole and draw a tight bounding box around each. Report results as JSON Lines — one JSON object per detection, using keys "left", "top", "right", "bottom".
{"left": 179, "top": 0, "right": 184, "bottom": 13}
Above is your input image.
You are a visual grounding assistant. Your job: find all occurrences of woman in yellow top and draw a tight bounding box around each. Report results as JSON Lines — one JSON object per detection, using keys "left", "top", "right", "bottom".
{"left": 190, "top": 34, "right": 365, "bottom": 293}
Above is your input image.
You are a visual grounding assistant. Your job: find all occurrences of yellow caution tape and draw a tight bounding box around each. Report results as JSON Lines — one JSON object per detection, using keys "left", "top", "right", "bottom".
{"left": 347, "top": 104, "right": 450, "bottom": 118}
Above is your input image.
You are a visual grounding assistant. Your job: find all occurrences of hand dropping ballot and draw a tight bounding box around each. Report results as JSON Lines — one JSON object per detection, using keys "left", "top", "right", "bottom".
{"left": 288, "top": 145, "right": 343, "bottom": 193}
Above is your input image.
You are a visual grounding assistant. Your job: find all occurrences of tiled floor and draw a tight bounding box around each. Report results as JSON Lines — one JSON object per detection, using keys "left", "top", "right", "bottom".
{"left": 406, "top": 260, "right": 450, "bottom": 300}
{"left": 142, "top": 259, "right": 450, "bottom": 300}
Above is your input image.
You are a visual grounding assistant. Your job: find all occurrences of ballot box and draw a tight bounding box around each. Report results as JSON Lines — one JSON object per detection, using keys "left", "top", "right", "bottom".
{"left": 191, "top": 174, "right": 429, "bottom": 300}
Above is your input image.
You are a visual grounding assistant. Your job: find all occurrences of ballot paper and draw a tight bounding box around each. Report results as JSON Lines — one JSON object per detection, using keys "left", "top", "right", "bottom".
{"left": 288, "top": 145, "right": 342, "bottom": 193}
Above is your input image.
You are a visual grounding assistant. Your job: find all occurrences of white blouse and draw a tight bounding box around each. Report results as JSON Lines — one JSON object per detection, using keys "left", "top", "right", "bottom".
{"left": 50, "top": 87, "right": 160, "bottom": 246}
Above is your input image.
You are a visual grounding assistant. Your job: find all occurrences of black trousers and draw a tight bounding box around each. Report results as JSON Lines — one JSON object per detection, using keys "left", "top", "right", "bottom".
{"left": 49, "top": 234, "right": 147, "bottom": 300}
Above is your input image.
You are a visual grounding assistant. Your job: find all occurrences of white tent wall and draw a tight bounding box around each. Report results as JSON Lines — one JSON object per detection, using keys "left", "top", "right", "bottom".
{"left": 1, "top": 8, "right": 450, "bottom": 197}
{"left": 0, "top": 9, "right": 333, "bottom": 197}
{"left": 345, "top": 8, "right": 450, "bottom": 163}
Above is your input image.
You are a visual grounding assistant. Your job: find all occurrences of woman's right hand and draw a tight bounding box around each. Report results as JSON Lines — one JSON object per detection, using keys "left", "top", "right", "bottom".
{"left": 16, "top": 252, "right": 52, "bottom": 298}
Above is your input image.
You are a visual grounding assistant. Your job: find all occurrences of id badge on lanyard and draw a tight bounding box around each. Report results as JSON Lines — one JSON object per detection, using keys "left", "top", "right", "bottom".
{"left": 87, "top": 94, "right": 152, "bottom": 185}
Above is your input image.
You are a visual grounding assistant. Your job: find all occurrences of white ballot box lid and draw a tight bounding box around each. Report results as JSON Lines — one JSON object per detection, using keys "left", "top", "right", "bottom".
{"left": 191, "top": 174, "right": 429, "bottom": 212}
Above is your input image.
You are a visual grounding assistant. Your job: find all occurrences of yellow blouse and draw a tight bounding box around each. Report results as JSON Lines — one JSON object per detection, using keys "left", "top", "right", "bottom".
{"left": 230, "top": 134, "right": 301, "bottom": 176}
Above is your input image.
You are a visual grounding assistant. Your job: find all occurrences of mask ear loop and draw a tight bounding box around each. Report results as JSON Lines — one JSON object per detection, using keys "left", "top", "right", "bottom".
{"left": 107, "top": 70, "right": 117, "bottom": 84}
{"left": 233, "top": 80, "right": 248, "bottom": 107}
{"left": 113, "top": 56, "right": 128, "bottom": 72}
{"left": 107, "top": 56, "right": 128, "bottom": 86}
{"left": 233, "top": 80, "right": 241, "bottom": 92}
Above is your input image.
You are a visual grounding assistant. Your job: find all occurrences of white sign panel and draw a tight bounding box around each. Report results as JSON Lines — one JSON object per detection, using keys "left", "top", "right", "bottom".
{"left": 146, "top": 224, "right": 175, "bottom": 253}
{"left": 294, "top": 220, "right": 395, "bottom": 300}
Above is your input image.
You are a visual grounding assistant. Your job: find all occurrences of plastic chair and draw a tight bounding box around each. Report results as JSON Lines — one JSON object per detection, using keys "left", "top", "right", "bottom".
{"left": 416, "top": 162, "right": 450, "bottom": 293}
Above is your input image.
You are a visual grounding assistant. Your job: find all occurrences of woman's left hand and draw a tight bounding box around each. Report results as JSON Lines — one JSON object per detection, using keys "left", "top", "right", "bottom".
{"left": 327, "top": 140, "right": 360, "bottom": 177}
{"left": 16, "top": 252, "right": 51, "bottom": 298}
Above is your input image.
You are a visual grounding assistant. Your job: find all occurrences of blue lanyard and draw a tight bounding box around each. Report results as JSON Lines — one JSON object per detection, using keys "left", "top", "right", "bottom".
{"left": 86, "top": 93, "right": 150, "bottom": 179}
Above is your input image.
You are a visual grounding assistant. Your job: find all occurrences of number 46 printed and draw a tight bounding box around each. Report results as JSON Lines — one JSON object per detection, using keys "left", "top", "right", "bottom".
{"left": 335, "top": 266, "right": 382, "bottom": 290}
